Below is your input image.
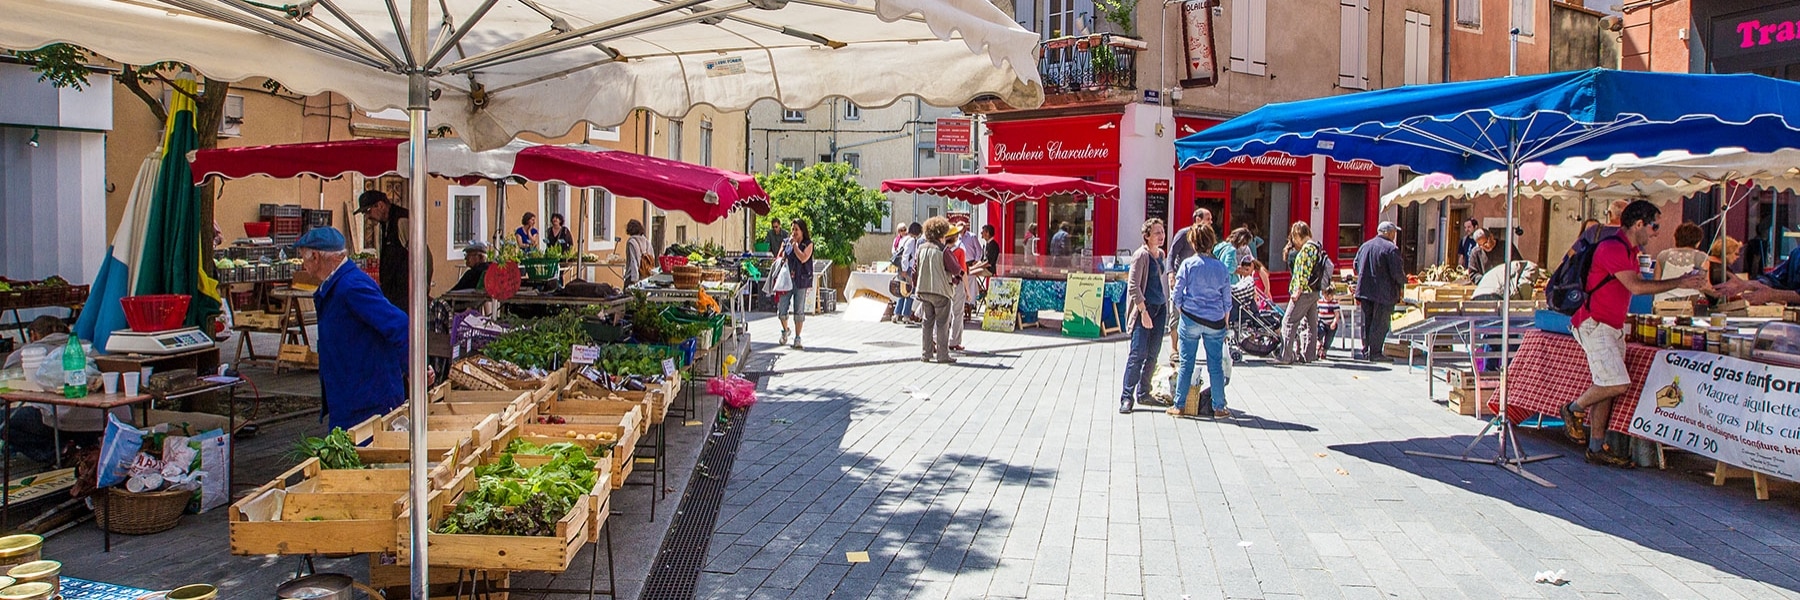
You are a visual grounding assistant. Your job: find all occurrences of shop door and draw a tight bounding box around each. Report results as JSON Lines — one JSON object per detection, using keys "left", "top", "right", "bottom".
{"left": 1328, "top": 181, "right": 1371, "bottom": 263}
{"left": 1229, "top": 180, "right": 1295, "bottom": 271}
{"left": 1447, "top": 205, "right": 1470, "bottom": 268}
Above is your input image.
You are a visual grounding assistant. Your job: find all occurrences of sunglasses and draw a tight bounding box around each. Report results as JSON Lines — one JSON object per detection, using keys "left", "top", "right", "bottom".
{"left": 1651, "top": 222, "right": 1661, "bottom": 232}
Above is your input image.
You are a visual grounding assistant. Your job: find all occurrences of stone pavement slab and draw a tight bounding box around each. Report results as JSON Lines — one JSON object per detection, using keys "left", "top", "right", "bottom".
{"left": 700, "top": 312, "right": 1800, "bottom": 600}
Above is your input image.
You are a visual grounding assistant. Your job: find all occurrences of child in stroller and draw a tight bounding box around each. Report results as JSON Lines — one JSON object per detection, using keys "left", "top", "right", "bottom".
{"left": 1229, "top": 258, "right": 1340, "bottom": 360}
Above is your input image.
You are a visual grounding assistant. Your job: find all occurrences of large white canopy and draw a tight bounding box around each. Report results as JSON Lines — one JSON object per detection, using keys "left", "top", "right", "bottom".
{"left": 1586, "top": 148, "right": 1800, "bottom": 194}
{"left": 2, "top": 0, "right": 1044, "bottom": 150}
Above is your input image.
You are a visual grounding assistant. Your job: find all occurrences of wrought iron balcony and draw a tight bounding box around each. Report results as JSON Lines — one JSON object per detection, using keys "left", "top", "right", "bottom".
{"left": 1038, "top": 33, "right": 1140, "bottom": 96}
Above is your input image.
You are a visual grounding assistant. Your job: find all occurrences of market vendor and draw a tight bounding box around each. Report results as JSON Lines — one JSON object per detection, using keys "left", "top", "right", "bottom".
{"left": 296, "top": 227, "right": 407, "bottom": 431}
{"left": 1719, "top": 244, "right": 1800, "bottom": 305}
{"left": 1, "top": 316, "right": 125, "bottom": 464}
{"left": 449, "top": 241, "right": 491, "bottom": 292}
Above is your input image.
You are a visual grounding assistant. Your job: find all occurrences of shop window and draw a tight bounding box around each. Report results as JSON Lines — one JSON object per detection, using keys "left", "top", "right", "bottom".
{"left": 447, "top": 185, "right": 486, "bottom": 259}
{"left": 1336, "top": 182, "right": 1370, "bottom": 259}
{"left": 1047, "top": 194, "right": 1093, "bottom": 261}
{"left": 1404, "top": 11, "right": 1432, "bottom": 85}
{"left": 1012, "top": 202, "right": 1042, "bottom": 255}
{"left": 1229, "top": 180, "right": 1292, "bottom": 270}
{"left": 1192, "top": 178, "right": 1227, "bottom": 230}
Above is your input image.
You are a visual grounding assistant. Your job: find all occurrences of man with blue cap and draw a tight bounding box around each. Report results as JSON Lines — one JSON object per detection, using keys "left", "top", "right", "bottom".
{"left": 294, "top": 227, "right": 407, "bottom": 430}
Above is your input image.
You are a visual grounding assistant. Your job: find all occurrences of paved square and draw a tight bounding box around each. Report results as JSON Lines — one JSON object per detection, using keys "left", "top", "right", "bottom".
{"left": 700, "top": 312, "right": 1800, "bottom": 600}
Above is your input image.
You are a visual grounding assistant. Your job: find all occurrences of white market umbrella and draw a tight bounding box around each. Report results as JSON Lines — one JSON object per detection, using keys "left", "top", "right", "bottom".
{"left": 0, "top": 1, "right": 1043, "bottom": 594}
{"left": 1586, "top": 148, "right": 1800, "bottom": 279}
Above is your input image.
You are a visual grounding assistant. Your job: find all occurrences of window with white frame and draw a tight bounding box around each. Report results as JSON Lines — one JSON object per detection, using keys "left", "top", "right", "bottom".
{"left": 843, "top": 102, "right": 861, "bottom": 121}
{"left": 1404, "top": 11, "right": 1433, "bottom": 85}
{"left": 1230, "top": 0, "right": 1269, "bottom": 76}
{"left": 842, "top": 152, "right": 861, "bottom": 171}
{"left": 1510, "top": 0, "right": 1534, "bottom": 36}
{"left": 1338, "top": 0, "right": 1370, "bottom": 90}
{"left": 447, "top": 185, "right": 487, "bottom": 259}
{"left": 668, "top": 120, "right": 683, "bottom": 160}
{"left": 587, "top": 124, "right": 621, "bottom": 142}
{"left": 782, "top": 109, "right": 805, "bottom": 122}
{"left": 541, "top": 182, "right": 570, "bottom": 230}
{"left": 780, "top": 157, "right": 805, "bottom": 171}
{"left": 587, "top": 188, "right": 616, "bottom": 250}
{"left": 1455, "top": 0, "right": 1480, "bottom": 27}
{"left": 700, "top": 120, "right": 714, "bottom": 167}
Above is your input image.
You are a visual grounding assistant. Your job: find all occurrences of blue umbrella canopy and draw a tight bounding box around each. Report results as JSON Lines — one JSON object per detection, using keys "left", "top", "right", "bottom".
{"left": 1176, "top": 69, "right": 1800, "bottom": 178}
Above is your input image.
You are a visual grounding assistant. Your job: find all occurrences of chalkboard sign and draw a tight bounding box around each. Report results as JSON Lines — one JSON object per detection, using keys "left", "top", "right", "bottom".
{"left": 1145, "top": 179, "right": 1171, "bottom": 225}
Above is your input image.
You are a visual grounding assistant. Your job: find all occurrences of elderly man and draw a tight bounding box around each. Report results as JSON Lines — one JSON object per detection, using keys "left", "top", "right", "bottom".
{"left": 296, "top": 227, "right": 407, "bottom": 431}
{"left": 449, "top": 241, "right": 491, "bottom": 292}
{"left": 1353, "top": 222, "right": 1408, "bottom": 362}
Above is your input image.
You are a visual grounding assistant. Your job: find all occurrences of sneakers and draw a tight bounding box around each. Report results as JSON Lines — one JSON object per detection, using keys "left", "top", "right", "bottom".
{"left": 792, "top": 336, "right": 803, "bottom": 350}
{"left": 1118, "top": 399, "right": 1133, "bottom": 414}
{"left": 1213, "top": 409, "right": 1233, "bottom": 419}
{"left": 779, "top": 329, "right": 790, "bottom": 346}
{"left": 1139, "top": 395, "right": 1173, "bottom": 408}
{"left": 1559, "top": 403, "right": 1589, "bottom": 444}
{"left": 1585, "top": 449, "right": 1634, "bottom": 469}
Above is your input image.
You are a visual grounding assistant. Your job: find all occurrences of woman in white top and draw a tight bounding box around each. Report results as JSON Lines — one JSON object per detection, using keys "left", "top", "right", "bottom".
{"left": 1656, "top": 222, "right": 1711, "bottom": 302}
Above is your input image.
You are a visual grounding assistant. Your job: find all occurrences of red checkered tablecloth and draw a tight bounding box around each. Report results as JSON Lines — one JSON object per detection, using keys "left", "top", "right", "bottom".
{"left": 1499, "top": 329, "right": 1661, "bottom": 434}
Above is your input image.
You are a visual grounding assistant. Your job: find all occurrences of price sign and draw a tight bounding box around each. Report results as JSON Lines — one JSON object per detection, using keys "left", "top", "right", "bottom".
{"left": 570, "top": 344, "right": 600, "bottom": 365}
{"left": 662, "top": 358, "right": 678, "bottom": 377}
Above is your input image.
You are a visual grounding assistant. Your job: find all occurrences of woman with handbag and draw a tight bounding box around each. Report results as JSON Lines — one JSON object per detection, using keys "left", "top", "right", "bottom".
{"left": 623, "top": 219, "right": 654, "bottom": 288}
{"left": 775, "top": 218, "right": 815, "bottom": 349}
{"left": 914, "top": 217, "right": 958, "bottom": 363}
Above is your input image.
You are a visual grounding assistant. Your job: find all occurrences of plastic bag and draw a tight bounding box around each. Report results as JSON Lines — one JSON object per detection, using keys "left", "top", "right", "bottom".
{"left": 188, "top": 430, "right": 231, "bottom": 513}
{"left": 707, "top": 375, "right": 758, "bottom": 409}
{"left": 97, "top": 414, "right": 149, "bottom": 488}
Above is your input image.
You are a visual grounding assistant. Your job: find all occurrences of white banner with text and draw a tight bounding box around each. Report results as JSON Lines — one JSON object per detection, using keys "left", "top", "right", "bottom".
{"left": 1633, "top": 350, "right": 1800, "bottom": 479}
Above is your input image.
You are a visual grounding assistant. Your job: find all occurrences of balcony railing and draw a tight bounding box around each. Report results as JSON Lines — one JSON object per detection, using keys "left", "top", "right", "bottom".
{"left": 1038, "top": 34, "right": 1139, "bottom": 96}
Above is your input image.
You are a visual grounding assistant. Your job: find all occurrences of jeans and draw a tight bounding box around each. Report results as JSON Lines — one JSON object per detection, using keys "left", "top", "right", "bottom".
{"left": 1120, "top": 303, "right": 1167, "bottom": 402}
{"left": 917, "top": 292, "right": 952, "bottom": 360}
{"left": 1282, "top": 292, "right": 1320, "bottom": 363}
{"left": 894, "top": 294, "right": 915, "bottom": 319}
{"left": 1174, "top": 313, "right": 1229, "bottom": 412}
{"left": 1358, "top": 299, "right": 1395, "bottom": 356}
{"left": 776, "top": 286, "right": 808, "bottom": 322}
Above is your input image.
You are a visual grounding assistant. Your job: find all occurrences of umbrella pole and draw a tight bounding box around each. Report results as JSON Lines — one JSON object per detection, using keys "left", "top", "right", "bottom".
{"left": 1405, "top": 160, "right": 1559, "bottom": 487}
{"left": 405, "top": 69, "right": 432, "bottom": 599}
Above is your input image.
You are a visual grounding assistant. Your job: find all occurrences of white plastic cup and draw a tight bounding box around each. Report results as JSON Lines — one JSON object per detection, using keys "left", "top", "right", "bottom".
{"left": 140, "top": 366, "right": 154, "bottom": 382}
{"left": 101, "top": 372, "right": 120, "bottom": 395}
{"left": 122, "top": 372, "right": 141, "bottom": 396}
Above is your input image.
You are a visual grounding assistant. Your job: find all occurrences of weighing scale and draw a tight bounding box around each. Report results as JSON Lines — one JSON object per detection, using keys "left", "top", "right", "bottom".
{"left": 104, "top": 327, "right": 215, "bottom": 355}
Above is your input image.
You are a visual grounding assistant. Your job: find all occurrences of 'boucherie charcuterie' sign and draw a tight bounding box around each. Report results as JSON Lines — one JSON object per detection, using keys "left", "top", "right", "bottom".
{"left": 1712, "top": 4, "right": 1800, "bottom": 71}
{"left": 986, "top": 114, "right": 1121, "bottom": 167}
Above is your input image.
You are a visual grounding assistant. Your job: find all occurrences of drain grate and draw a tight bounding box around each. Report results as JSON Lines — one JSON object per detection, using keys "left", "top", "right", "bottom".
{"left": 637, "top": 403, "right": 752, "bottom": 600}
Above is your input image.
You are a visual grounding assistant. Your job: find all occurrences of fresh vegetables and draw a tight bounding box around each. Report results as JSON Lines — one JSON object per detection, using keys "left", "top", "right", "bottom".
{"left": 624, "top": 294, "right": 707, "bottom": 343}
{"left": 482, "top": 311, "right": 590, "bottom": 370}
{"left": 292, "top": 428, "right": 363, "bottom": 469}
{"left": 599, "top": 345, "right": 673, "bottom": 377}
{"left": 437, "top": 443, "right": 598, "bottom": 536}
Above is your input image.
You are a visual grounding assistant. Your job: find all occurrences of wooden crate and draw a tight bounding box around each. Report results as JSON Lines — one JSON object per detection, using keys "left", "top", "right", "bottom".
{"left": 277, "top": 344, "right": 319, "bottom": 368}
{"left": 518, "top": 422, "right": 634, "bottom": 491}
{"left": 541, "top": 395, "right": 650, "bottom": 439}
{"left": 227, "top": 457, "right": 452, "bottom": 556}
{"left": 400, "top": 466, "right": 591, "bottom": 571}
{"left": 233, "top": 310, "right": 283, "bottom": 330}
{"left": 1447, "top": 384, "right": 1498, "bottom": 416}
{"left": 349, "top": 424, "right": 480, "bottom": 465}
{"left": 1654, "top": 300, "right": 1697, "bottom": 317}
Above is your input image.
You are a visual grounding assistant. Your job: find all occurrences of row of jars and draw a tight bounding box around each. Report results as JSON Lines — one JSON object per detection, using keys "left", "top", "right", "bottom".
{"left": 1625, "top": 314, "right": 1755, "bottom": 358}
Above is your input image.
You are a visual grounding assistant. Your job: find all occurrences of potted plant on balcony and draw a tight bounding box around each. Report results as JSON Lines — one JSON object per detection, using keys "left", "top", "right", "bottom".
{"left": 1089, "top": 43, "right": 1119, "bottom": 87}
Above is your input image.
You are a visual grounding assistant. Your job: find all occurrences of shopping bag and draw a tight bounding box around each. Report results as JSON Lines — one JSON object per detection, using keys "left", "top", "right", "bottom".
{"left": 771, "top": 263, "right": 794, "bottom": 293}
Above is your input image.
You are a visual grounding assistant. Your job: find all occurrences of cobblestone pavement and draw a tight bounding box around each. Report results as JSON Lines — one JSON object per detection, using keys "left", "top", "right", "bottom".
{"left": 698, "top": 312, "right": 1800, "bottom": 600}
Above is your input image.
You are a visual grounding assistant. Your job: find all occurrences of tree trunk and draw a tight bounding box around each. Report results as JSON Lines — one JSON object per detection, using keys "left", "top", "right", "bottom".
{"left": 193, "top": 78, "right": 230, "bottom": 264}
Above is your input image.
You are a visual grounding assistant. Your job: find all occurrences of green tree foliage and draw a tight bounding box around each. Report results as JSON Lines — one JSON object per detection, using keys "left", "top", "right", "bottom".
{"left": 754, "top": 162, "right": 889, "bottom": 266}
{"left": 1094, "top": 0, "right": 1138, "bottom": 37}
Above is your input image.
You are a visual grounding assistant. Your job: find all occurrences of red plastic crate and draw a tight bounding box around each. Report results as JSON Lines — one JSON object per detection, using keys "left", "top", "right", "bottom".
{"left": 270, "top": 216, "right": 304, "bottom": 237}
{"left": 120, "top": 294, "right": 190, "bottom": 332}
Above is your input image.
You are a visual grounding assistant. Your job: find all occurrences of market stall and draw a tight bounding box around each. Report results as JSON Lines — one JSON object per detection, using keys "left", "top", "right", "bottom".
{"left": 880, "top": 174, "right": 1126, "bottom": 336}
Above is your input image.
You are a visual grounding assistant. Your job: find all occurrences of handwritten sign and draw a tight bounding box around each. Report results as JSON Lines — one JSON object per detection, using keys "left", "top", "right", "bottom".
{"left": 662, "top": 358, "right": 678, "bottom": 378}
{"left": 982, "top": 277, "right": 1022, "bottom": 332}
{"left": 569, "top": 345, "right": 599, "bottom": 365}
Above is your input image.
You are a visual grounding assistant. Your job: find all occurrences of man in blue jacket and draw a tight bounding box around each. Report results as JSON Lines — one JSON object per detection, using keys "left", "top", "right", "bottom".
{"left": 295, "top": 227, "right": 407, "bottom": 430}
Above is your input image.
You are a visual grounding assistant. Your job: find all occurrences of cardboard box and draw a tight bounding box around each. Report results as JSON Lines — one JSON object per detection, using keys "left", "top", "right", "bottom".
{"left": 1448, "top": 385, "right": 1499, "bottom": 416}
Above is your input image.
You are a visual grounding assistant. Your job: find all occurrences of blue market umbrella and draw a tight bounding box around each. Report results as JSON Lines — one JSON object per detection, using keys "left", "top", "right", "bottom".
{"left": 1174, "top": 68, "right": 1800, "bottom": 486}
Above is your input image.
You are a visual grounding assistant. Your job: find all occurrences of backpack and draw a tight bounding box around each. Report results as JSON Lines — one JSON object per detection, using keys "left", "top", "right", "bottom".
{"left": 1308, "top": 241, "right": 1333, "bottom": 292}
{"left": 1547, "top": 233, "right": 1625, "bottom": 316}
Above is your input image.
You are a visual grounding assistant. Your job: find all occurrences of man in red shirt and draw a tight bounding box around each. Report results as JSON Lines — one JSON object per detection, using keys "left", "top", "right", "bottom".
{"left": 1563, "top": 200, "right": 1709, "bottom": 467}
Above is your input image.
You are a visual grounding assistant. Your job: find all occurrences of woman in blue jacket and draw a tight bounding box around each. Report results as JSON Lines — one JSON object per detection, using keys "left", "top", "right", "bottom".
{"left": 1170, "top": 225, "right": 1234, "bottom": 419}
{"left": 295, "top": 227, "right": 408, "bottom": 431}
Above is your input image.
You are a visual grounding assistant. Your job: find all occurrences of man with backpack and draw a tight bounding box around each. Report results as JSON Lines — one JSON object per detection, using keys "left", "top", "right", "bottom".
{"left": 1281, "top": 222, "right": 1329, "bottom": 364}
{"left": 1553, "top": 200, "right": 1709, "bottom": 467}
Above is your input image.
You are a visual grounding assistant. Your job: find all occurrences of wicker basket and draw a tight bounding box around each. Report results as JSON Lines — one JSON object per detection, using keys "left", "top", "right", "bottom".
{"left": 699, "top": 268, "right": 729, "bottom": 283}
{"left": 94, "top": 487, "right": 189, "bottom": 535}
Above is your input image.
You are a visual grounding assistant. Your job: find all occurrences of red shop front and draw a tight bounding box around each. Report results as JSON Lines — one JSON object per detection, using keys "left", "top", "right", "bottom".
{"left": 1174, "top": 117, "right": 1381, "bottom": 296}
{"left": 983, "top": 114, "right": 1122, "bottom": 259}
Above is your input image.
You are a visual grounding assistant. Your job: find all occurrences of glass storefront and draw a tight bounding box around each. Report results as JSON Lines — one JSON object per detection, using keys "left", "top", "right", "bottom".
{"left": 1011, "top": 201, "right": 1041, "bottom": 255}
{"left": 1334, "top": 182, "right": 1370, "bottom": 260}
{"left": 1046, "top": 194, "right": 1093, "bottom": 259}
{"left": 1230, "top": 180, "right": 1292, "bottom": 270}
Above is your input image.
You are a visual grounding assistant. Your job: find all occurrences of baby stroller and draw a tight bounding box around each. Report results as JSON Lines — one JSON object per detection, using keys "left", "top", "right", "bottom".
{"left": 1230, "top": 280, "right": 1285, "bottom": 358}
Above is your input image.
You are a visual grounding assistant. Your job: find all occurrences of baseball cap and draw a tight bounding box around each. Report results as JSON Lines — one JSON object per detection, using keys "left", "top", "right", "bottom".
{"left": 293, "top": 227, "right": 347, "bottom": 252}
{"left": 352, "top": 190, "right": 389, "bottom": 214}
{"left": 1377, "top": 221, "right": 1402, "bottom": 234}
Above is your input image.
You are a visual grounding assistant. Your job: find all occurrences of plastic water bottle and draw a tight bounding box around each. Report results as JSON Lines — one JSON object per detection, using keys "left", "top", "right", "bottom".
{"left": 62, "top": 335, "right": 88, "bottom": 398}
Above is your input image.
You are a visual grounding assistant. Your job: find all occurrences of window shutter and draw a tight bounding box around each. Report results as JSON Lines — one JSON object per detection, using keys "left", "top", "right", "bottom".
{"left": 1230, "top": 0, "right": 1250, "bottom": 73}
{"left": 1248, "top": 0, "right": 1268, "bottom": 75}
{"left": 1413, "top": 14, "right": 1433, "bottom": 84}
{"left": 1356, "top": 0, "right": 1369, "bottom": 88}
{"left": 1338, "top": 0, "right": 1368, "bottom": 89}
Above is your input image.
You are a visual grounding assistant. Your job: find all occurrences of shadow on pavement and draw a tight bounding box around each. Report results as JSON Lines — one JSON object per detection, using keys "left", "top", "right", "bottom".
{"left": 1329, "top": 430, "right": 1800, "bottom": 595}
